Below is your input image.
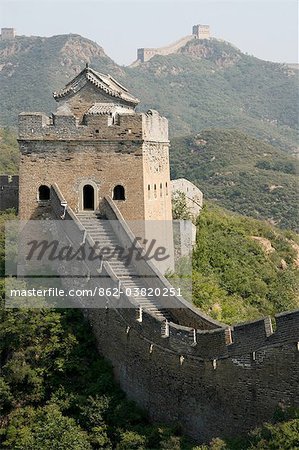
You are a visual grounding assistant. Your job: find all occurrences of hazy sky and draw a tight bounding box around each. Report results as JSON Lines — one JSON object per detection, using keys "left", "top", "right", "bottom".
{"left": 0, "top": 0, "right": 298, "bottom": 65}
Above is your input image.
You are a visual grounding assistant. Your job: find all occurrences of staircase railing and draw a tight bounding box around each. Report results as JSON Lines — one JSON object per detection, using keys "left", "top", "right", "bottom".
{"left": 50, "top": 184, "right": 140, "bottom": 311}
{"left": 102, "top": 196, "right": 224, "bottom": 330}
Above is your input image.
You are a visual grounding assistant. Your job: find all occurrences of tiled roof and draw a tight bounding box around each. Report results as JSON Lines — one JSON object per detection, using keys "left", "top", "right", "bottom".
{"left": 87, "top": 103, "right": 134, "bottom": 115}
{"left": 53, "top": 66, "right": 139, "bottom": 106}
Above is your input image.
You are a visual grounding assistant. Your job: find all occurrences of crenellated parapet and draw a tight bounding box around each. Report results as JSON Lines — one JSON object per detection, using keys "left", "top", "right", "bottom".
{"left": 142, "top": 110, "right": 169, "bottom": 142}
{"left": 107, "top": 304, "right": 299, "bottom": 362}
{"left": 18, "top": 109, "right": 168, "bottom": 144}
{"left": 0, "top": 175, "right": 19, "bottom": 186}
{"left": 137, "top": 35, "right": 195, "bottom": 63}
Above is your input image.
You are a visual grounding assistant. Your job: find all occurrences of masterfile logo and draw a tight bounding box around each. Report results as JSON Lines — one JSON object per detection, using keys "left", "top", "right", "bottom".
{"left": 5, "top": 219, "right": 193, "bottom": 309}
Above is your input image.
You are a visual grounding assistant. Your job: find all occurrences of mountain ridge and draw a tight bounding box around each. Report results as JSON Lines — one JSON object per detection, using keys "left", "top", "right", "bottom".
{"left": 0, "top": 32, "right": 297, "bottom": 155}
{"left": 171, "top": 129, "right": 299, "bottom": 231}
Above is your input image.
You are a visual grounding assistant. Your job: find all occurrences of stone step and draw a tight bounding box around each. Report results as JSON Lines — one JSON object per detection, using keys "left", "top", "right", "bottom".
{"left": 108, "top": 266, "right": 137, "bottom": 272}
{"left": 91, "top": 240, "right": 120, "bottom": 246}
{"left": 121, "top": 279, "right": 149, "bottom": 283}
{"left": 86, "top": 232, "right": 115, "bottom": 236}
{"left": 84, "top": 226, "right": 114, "bottom": 230}
{"left": 76, "top": 213, "right": 171, "bottom": 321}
{"left": 89, "top": 235, "right": 119, "bottom": 241}
{"left": 82, "top": 222, "right": 113, "bottom": 226}
{"left": 109, "top": 262, "right": 136, "bottom": 268}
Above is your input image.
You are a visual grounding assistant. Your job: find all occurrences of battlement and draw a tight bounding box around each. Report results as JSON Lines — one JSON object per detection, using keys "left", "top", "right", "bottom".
{"left": 118, "top": 306, "right": 299, "bottom": 361}
{"left": 60, "top": 193, "right": 299, "bottom": 361}
{"left": 137, "top": 35, "right": 195, "bottom": 63}
{"left": 142, "top": 110, "right": 168, "bottom": 141}
{"left": 0, "top": 175, "right": 19, "bottom": 186}
{"left": 18, "top": 109, "right": 168, "bottom": 143}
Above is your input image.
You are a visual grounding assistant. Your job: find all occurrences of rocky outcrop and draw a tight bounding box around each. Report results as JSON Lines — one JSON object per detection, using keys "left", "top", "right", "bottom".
{"left": 179, "top": 38, "right": 242, "bottom": 68}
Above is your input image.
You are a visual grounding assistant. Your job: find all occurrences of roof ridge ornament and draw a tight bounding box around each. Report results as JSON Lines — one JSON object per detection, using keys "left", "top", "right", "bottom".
{"left": 53, "top": 65, "right": 139, "bottom": 107}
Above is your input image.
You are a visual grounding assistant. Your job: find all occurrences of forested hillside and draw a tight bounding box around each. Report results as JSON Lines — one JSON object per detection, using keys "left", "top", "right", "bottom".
{"left": 126, "top": 39, "right": 298, "bottom": 152}
{"left": 171, "top": 129, "right": 299, "bottom": 230}
{"left": 192, "top": 203, "right": 298, "bottom": 325}
{"left": 0, "top": 128, "right": 19, "bottom": 174}
{"left": 0, "top": 34, "right": 297, "bottom": 154}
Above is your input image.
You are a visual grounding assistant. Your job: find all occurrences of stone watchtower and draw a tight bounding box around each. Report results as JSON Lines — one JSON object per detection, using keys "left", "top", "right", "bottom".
{"left": 192, "top": 24, "right": 210, "bottom": 39}
{"left": 1, "top": 28, "right": 16, "bottom": 40}
{"left": 18, "top": 66, "right": 172, "bottom": 225}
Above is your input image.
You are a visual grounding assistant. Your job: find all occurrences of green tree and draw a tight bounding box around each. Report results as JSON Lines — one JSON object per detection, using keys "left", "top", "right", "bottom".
{"left": 116, "top": 430, "right": 146, "bottom": 449}
{"left": 1, "top": 404, "right": 92, "bottom": 450}
{"left": 172, "top": 190, "right": 192, "bottom": 221}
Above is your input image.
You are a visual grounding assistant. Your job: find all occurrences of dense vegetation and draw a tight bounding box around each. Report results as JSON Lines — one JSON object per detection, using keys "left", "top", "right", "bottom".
{"left": 171, "top": 129, "right": 299, "bottom": 231}
{"left": 0, "top": 35, "right": 297, "bottom": 153}
{"left": 0, "top": 303, "right": 195, "bottom": 449}
{"left": 0, "top": 128, "right": 19, "bottom": 174}
{"left": 0, "top": 206, "right": 189, "bottom": 448}
{"left": 0, "top": 210, "right": 298, "bottom": 448}
{"left": 192, "top": 203, "right": 298, "bottom": 325}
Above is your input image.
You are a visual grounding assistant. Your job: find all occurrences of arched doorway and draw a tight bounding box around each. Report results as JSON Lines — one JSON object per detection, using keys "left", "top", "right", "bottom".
{"left": 113, "top": 185, "right": 125, "bottom": 201}
{"left": 83, "top": 184, "right": 95, "bottom": 210}
{"left": 38, "top": 185, "right": 50, "bottom": 201}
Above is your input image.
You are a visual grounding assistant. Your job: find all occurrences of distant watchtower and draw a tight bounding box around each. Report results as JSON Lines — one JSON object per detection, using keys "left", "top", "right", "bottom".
{"left": 1, "top": 28, "right": 16, "bottom": 40}
{"left": 193, "top": 24, "right": 210, "bottom": 39}
{"left": 18, "top": 66, "right": 173, "bottom": 225}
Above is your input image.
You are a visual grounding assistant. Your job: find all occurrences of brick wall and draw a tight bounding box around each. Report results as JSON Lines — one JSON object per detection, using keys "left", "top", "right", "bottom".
{"left": 87, "top": 306, "right": 299, "bottom": 442}
{"left": 18, "top": 108, "right": 171, "bottom": 226}
{"left": 19, "top": 140, "right": 145, "bottom": 220}
{"left": 0, "top": 175, "right": 19, "bottom": 211}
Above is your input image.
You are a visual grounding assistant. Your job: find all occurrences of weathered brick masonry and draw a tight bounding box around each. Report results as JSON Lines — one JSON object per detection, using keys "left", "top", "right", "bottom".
{"left": 0, "top": 175, "right": 19, "bottom": 211}
{"left": 87, "top": 308, "right": 299, "bottom": 442}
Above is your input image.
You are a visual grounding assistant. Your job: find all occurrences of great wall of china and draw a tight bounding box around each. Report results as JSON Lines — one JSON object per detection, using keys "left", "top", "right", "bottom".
{"left": 2, "top": 63, "right": 298, "bottom": 443}
{"left": 133, "top": 24, "right": 210, "bottom": 64}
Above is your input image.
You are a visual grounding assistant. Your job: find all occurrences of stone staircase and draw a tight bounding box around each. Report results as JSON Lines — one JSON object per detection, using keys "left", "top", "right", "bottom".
{"left": 77, "top": 212, "right": 172, "bottom": 321}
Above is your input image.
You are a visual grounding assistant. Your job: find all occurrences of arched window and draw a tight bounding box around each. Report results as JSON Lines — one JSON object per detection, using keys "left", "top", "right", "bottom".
{"left": 113, "top": 185, "right": 125, "bottom": 201}
{"left": 38, "top": 185, "right": 50, "bottom": 201}
{"left": 83, "top": 184, "right": 95, "bottom": 210}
